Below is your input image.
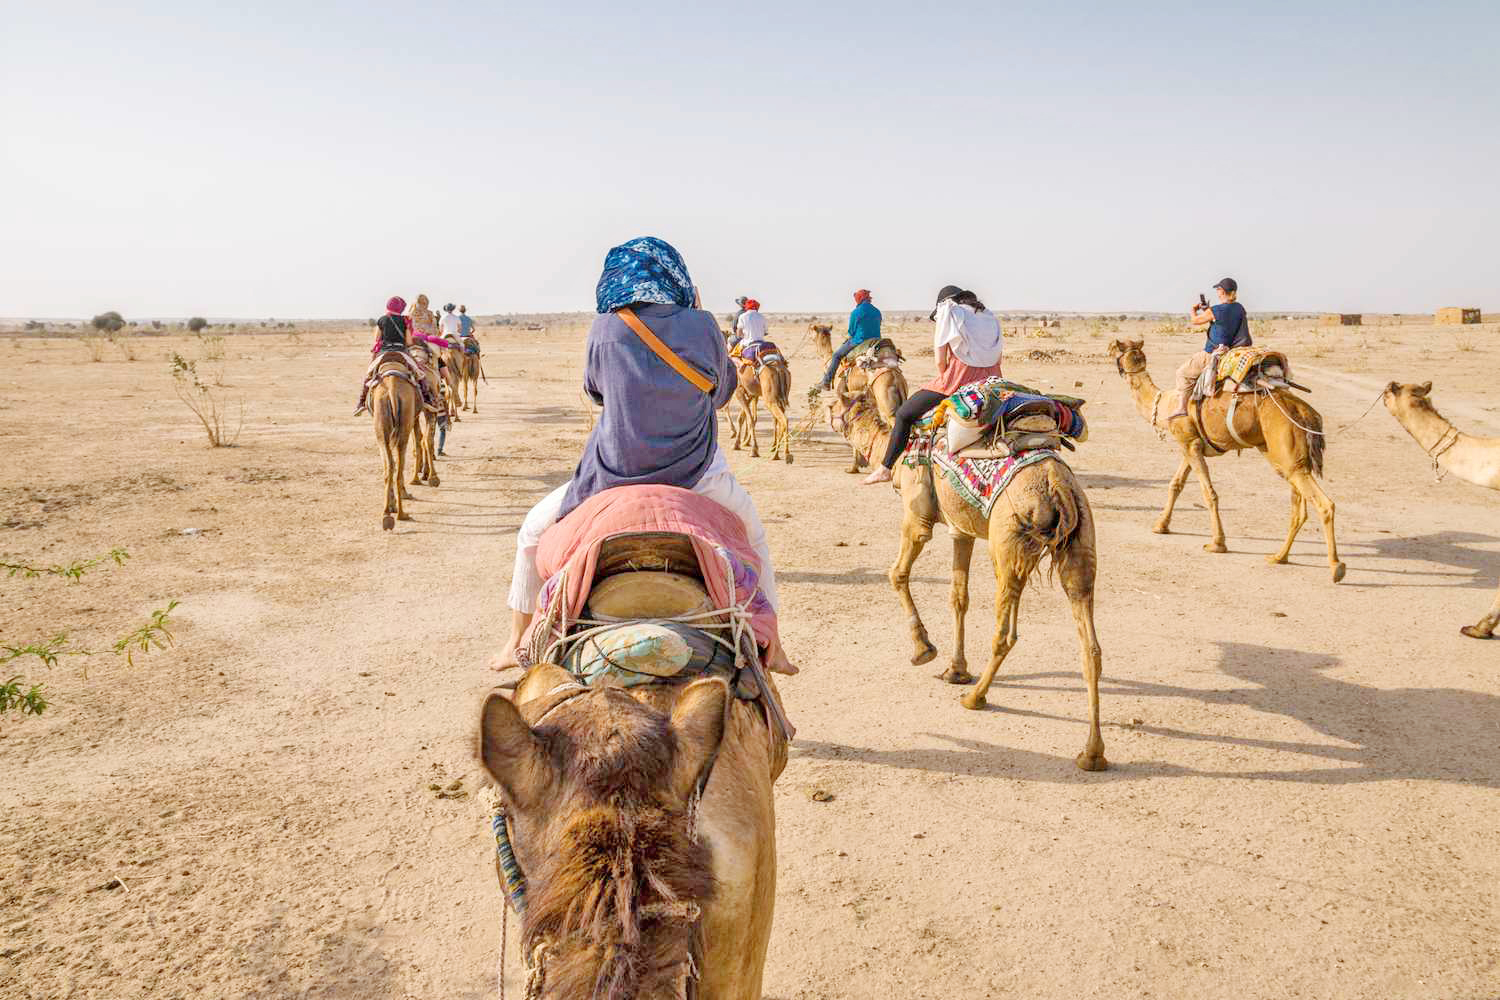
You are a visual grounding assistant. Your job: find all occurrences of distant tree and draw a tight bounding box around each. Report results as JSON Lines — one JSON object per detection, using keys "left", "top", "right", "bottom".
{"left": 151, "top": 320, "right": 163, "bottom": 330}
{"left": 187, "top": 317, "right": 209, "bottom": 332}
{"left": 367, "top": 317, "right": 378, "bottom": 327}
{"left": 91, "top": 311, "right": 125, "bottom": 333}
{"left": 23, "top": 320, "right": 44, "bottom": 331}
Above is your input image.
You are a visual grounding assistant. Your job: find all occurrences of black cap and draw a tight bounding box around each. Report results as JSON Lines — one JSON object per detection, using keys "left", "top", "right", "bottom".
{"left": 1213, "top": 277, "right": 1238, "bottom": 294}
{"left": 928, "top": 284, "right": 964, "bottom": 321}
{"left": 735, "top": 296, "right": 747, "bottom": 306}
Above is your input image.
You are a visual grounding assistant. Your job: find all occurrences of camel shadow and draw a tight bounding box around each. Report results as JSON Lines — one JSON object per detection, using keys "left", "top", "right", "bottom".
{"left": 1354, "top": 530, "right": 1499, "bottom": 591}
{"left": 794, "top": 641, "right": 1500, "bottom": 788}
{"left": 1079, "top": 472, "right": 1169, "bottom": 491}
{"left": 778, "top": 568, "right": 945, "bottom": 586}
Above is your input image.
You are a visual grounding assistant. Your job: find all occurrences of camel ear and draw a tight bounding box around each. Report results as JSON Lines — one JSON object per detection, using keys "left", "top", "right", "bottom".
{"left": 478, "top": 691, "right": 555, "bottom": 811}
{"left": 1106, "top": 339, "right": 1121, "bottom": 353}
{"left": 1385, "top": 381, "right": 1401, "bottom": 396}
{"left": 1128, "top": 339, "right": 1145, "bottom": 350}
{"left": 1416, "top": 381, "right": 1432, "bottom": 397}
{"left": 668, "top": 678, "right": 729, "bottom": 804}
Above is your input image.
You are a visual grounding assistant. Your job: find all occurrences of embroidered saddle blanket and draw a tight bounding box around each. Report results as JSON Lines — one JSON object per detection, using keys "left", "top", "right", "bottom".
{"left": 901, "top": 421, "right": 1063, "bottom": 519}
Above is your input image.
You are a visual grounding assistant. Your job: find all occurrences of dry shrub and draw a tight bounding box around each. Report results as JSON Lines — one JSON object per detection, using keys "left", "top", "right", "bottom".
{"left": 170, "top": 353, "right": 242, "bottom": 447}
{"left": 1453, "top": 330, "right": 1478, "bottom": 353}
{"left": 114, "top": 337, "right": 138, "bottom": 362}
{"left": 81, "top": 336, "right": 107, "bottom": 362}
{"left": 198, "top": 334, "right": 226, "bottom": 361}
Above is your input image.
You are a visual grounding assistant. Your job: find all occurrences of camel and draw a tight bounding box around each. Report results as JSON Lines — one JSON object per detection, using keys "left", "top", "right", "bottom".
{"left": 406, "top": 344, "right": 443, "bottom": 488}
{"left": 1384, "top": 381, "right": 1500, "bottom": 638}
{"left": 731, "top": 355, "right": 794, "bottom": 463}
{"left": 810, "top": 323, "right": 834, "bottom": 363}
{"left": 480, "top": 666, "right": 784, "bottom": 999}
{"left": 1107, "top": 339, "right": 1345, "bottom": 583}
{"left": 454, "top": 342, "right": 482, "bottom": 412}
{"left": 828, "top": 392, "right": 1107, "bottom": 770}
{"left": 828, "top": 341, "right": 908, "bottom": 473}
{"left": 368, "top": 358, "right": 420, "bottom": 530}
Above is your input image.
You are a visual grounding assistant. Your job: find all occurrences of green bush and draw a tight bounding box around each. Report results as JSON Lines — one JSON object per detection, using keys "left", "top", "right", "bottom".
{"left": 91, "top": 311, "right": 125, "bottom": 333}
{"left": 187, "top": 316, "right": 208, "bottom": 332}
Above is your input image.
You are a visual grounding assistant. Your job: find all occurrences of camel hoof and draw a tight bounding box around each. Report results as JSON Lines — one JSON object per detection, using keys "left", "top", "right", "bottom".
{"left": 401, "top": 491, "right": 414, "bottom": 500}
{"left": 846, "top": 467, "right": 862, "bottom": 475}
{"left": 428, "top": 474, "right": 441, "bottom": 487}
{"left": 1075, "top": 750, "right": 1110, "bottom": 772}
{"left": 911, "top": 643, "right": 938, "bottom": 666}
{"left": 397, "top": 512, "right": 413, "bottom": 521}
{"left": 1151, "top": 521, "right": 1171, "bottom": 535}
{"left": 1459, "top": 625, "right": 1494, "bottom": 640}
{"left": 1204, "top": 541, "right": 1228, "bottom": 553}
{"left": 381, "top": 514, "right": 395, "bottom": 531}
{"left": 959, "top": 692, "right": 986, "bottom": 711}
{"left": 785, "top": 453, "right": 794, "bottom": 465}
{"left": 1331, "top": 562, "right": 1346, "bottom": 584}
{"left": 939, "top": 668, "right": 975, "bottom": 685}
{"left": 1266, "top": 554, "right": 1289, "bottom": 565}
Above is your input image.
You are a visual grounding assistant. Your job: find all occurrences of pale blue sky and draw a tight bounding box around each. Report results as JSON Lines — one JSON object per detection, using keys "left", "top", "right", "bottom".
{"left": 3, "top": 1, "right": 1496, "bottom": 318}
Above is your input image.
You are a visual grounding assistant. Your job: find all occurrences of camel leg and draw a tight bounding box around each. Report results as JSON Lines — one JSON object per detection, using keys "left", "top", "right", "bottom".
{"left": 960, "top": 549, "right": 1031, "bottom": 712}
{"left": 1461, "top": 581, "right": 1500, "bottom": 639}
{"left": 470, "top": 372, "right": 478, "bottom": 413}
{"left": 1290, "top": 470, "right": 1344, "bottom": 583}
{"left": 1267, "top": 484, "right": 1309, "bottom": 565}
{"left": 941, "top": 533, "right": 976, "bottom": 684}
{"left": 889, "top": 515, "right": 938, "bottom": 666}
{"left": 394, "top": 419, "right": 412, "bottom": 521}
{"left": 1152, "top": 455, "right": 1192, "bottom": 534}
{"left": 1186, "top": 445, "right": 1227, "bottom": 553}
{"left": 1062, "top": 581, "right": 1106, "bottom": 771}
{"left": 847, "top": 446, "right": 865, "bottom": 474}
{"left": 746, "top": 398, "right": 760, "bottom": 458}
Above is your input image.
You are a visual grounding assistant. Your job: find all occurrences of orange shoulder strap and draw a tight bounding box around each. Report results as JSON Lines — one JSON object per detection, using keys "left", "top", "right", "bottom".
{"left": 617, "top": 307, "right": 715, "bottom": 394}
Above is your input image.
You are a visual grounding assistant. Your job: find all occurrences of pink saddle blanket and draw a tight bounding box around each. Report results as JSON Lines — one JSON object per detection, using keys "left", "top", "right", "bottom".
{"left": 521, "top": 485, "right": 792, "bottom": 674}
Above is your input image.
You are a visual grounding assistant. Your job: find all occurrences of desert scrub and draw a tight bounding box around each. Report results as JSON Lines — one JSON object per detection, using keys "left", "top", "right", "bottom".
{"left": 2, "top": 549, "right": 177, "bottom": 722}
{"left": 170, "top": 353, "right": 242, "bottom": 446}
{"left": 1453, "top": 330, "right": 1478, "bottom": 353}
{"left": 81, "top": 336, "right": 107, "bottom": 362}
{"left": 111, "top": 336, "right": 139, "bottom": 362}
{"left": 198, "top": 333, "right": 226, "bottom": 361}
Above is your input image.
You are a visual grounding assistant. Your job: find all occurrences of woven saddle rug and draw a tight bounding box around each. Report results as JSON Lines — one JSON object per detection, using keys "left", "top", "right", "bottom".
{"left": 941, "top": 377, "right": 1088, "bottom": 439}
{"left": 902, "top": 421, "right": 1062, "bottom": 520}
{"left": 1213, "top": 347, "right": 1290, "bottom": 390}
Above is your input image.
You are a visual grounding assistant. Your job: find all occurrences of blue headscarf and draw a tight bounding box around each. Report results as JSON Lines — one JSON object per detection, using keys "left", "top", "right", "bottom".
{"left": 594, "top": 236, "right": 696, "bottom": 314}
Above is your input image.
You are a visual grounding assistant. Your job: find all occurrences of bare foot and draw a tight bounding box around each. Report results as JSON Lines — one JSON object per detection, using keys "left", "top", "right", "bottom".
{"left": 488, "top": 647, "right": 521, "bottom": 672}
{"left": 862, "top": 467, "right": 893, "bottom": 485}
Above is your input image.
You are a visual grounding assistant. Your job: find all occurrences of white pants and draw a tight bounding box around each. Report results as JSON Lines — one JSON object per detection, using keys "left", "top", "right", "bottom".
{"left": 507, "top": 448, "right": 779, "bottom": 614}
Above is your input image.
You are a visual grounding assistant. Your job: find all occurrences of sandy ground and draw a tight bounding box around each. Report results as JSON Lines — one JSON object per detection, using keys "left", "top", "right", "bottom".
{"left": 1, "top": 316, "right": 1497, "bottom": 1000}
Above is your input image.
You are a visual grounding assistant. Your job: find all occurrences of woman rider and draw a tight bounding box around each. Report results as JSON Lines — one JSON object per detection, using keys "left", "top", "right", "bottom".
{"left": 354, "top": 296, "right": 414, "bottom": 414}
{"left": 492, "top": 236, "right": 780, "bottom": 669}
{"left": 862, "top": 284, "right": 1003, "bottom": 485}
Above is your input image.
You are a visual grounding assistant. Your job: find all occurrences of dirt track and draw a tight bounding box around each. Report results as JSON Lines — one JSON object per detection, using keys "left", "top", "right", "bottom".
{"left": 2, "top": 318, "right": 1497, "bottom": 999}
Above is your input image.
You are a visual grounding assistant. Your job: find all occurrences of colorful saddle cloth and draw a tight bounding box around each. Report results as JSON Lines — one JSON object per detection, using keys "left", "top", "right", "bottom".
{"left": 735, "top": 341, "right": 782, "bottom": 367}
{"left": 1214, "top": 347, "right": 1290, "bottom": 389}
{"left": 461, "top": 336, "right": 481, "bottom": 356}
{"left": 901, "top": 420, "right": 1063, "bottom": 519}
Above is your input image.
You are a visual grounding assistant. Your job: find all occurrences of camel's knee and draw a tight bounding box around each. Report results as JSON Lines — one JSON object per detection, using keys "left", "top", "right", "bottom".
{"left": 950, "top": 584, "right": 970, "bottom": 613}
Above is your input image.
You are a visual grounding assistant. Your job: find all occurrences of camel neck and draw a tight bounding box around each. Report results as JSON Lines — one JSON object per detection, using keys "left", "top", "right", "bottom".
{"left": 1125, "top": 369, "right": 1164, "bottom": 424}
{"left": 1393, "top": 401, "right": 1458, "bottom": 456}
{"left": 1393, "top": 402, "right": 1500, "bottom": 489}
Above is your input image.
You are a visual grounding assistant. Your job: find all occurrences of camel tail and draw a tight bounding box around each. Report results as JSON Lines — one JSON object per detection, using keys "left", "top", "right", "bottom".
{"left": 773, "top": 364, "right": 791, "bottom": 410}
{"left": 1039, "top": 458, "right": 1082, "bottom": 581}
{"left": 1278, "top": 391, "right": 1325, "bottom": 477}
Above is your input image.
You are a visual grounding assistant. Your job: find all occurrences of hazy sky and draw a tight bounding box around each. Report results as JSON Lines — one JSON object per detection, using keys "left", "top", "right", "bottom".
{"left": 3, "top": 1, "right": 1497, "bottom": 318}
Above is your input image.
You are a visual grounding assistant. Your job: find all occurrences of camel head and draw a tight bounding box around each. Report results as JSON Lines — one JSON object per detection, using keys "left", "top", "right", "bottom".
{"left": 1383, "top": 380, "right": 1435, "bottom": 417}
{"left": 479, "top": 677, "right": 727, "bottom": 1000}
{"left": 810, "top": 323, "right": 832, "bottom": 336}
{"left": 1107, "top": 338, "right": 1147, "bottom": 377}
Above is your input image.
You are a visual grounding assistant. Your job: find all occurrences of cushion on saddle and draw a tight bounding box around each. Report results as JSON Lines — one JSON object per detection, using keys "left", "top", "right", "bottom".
{"left": 942, "top": 378, "right": 1087, "bottom": 439}
{"left": 522, "top": 485, "right": 790, "bottom": 675}
{"left": 1215, "top": 347, "right": 1290, "bottom": 387}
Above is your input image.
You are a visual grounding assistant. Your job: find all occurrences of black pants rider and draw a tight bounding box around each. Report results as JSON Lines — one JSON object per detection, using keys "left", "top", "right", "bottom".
{"left": 879, "top": 389, "right": 947, "bottom": 469}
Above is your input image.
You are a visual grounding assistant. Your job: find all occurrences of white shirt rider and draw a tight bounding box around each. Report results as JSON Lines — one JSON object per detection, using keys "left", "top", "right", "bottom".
{"left": 933, "top": 299, "right": 1003, "bottom": 367}
{"left": 440, "top": 311, "right": 463, "bottom": 340}
{"left": 735, "top": 309, "right": 769, "bottom": 347}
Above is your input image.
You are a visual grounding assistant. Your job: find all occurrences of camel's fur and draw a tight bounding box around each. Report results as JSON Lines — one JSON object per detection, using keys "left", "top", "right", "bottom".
{"left": 1107, "top": 338, "right": 1345, "bottom": 583}
{"left": 810, "top": 324, "right": 833, "bottom": 363}
{"left": 481, "top": 665, "right": 785, "bottom": 999}
{"left": 829, "top": 395, "right": 1107, "bottom": 770}
{"left": 1384, "top": 381, "right": 1500, "bottom": 638}
{"left": 732, "top": 358, "right": 794, "bottom": 463}
{"left": 455, "top": 345, "right": 481, "bottom": 412}
{"left": 408, "top": 346, "right": 443, "bottom": 488}
{"left": 369, "top": 361, "right": 419, "bottom": 530}
{"left": 829, "top": 344, "right": 908, "bottom": 473}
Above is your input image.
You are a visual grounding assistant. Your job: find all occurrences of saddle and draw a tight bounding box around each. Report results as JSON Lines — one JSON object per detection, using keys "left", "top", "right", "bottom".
{"left": 836, "top": 338, "right": 903, "bottom": 394}
{"left": 460, "top": 335, "right": 480, "bottom": 357}
{"left": 1197, "top": 347, "right": 1297, "bottom": 398}
{"left": 363, "top": 349, "right": 440, "bottom": 411}
{"left": 733, "top": 341, "right": 783, "bottom": 371}
{"left": 941, "top": 378, "right": 1088, "bottom": 460}
{"left": 543, "top": 532, "right": 790, "bottom": 736}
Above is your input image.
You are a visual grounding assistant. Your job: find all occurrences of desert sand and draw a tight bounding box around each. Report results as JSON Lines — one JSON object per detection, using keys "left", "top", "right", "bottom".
{"left": 1, "top": 315, "right": 1497, "bottom": 999}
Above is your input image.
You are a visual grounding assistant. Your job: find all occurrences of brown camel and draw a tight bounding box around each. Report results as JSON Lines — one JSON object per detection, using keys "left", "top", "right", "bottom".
{"left": 731, "top": 356, "right": 794, "bottom": 463}
{"left": 454, "top": 343, "right": 482, "bottom": 412}
{"left": 368, "top": 359, "right": 420, "bottom": 530}
{"left": 828, "top": 341, "right": 909, "bottom": 473}
{"left": 810, "top": 323, "right": 833, "bottom": 363}
{"left": 1107, "top": 339, "right": 1345, "bottom": 583}
{"left": 828, "top": 393, "right": 1107, "bottom": 770}
{"left": 480, "top": 666, "right": 784, "bottom": 999}
{"left": 1384, "top": 381, "right": 1500, "bottom": 638}
{"left": 405, "top": 344, "right": 442, "bottom": 488}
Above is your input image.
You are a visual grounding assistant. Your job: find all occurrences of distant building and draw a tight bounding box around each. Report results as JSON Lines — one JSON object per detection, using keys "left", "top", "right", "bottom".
{"left": 1319, "top": 313, "right": 1362, "bottom": 326}
{"left": 1435, "top": 307, "right": 1482, "bottom": 325}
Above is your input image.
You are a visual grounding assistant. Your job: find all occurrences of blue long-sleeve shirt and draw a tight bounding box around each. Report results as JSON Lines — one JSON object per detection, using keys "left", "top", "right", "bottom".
{"left": 847, "top": 300, "right": 882, "bottom": 345}
{"left": 562, "top": 304, "right": 737, "bottom": 517}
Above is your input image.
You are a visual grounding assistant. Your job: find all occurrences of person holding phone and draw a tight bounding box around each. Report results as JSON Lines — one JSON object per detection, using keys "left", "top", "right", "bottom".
{"left": 1169, "top": 277, "right": 1250, "bottom": 418}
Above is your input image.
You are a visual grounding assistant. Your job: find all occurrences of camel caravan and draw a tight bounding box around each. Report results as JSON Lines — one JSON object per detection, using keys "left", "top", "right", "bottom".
{"left": 355, "top": 294, "right": 485, "bottom": 529}
{"left": 348, "top": 245, "right": 1489, "bottom": 996}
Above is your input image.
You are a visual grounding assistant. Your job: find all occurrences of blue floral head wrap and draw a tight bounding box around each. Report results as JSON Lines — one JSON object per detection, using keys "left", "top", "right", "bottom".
{"left": 594, "top": 236, "right": 696, "bottom": 314}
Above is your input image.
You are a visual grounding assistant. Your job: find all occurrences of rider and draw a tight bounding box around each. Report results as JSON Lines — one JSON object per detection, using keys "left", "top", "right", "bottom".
{"left": 728, "top": 296, "right": 748, "bottom": 337}
{"left": 862, "top": 284, "right": 1003, "bottom": 485}
{"left": 733, "top": 298, "right": 770, "bottom": 362}
{"left": 439, "top": 302, "right": 462, "bottom": 343}
{"left": 492, "top": 237, "right": 780, "bottom": 669}
{"left": 1169, "top": 277, "right": 1250, "bottom": 419}
{"left": 819, "top": 288, "right": 883, "bottom": 390}
{"left": 457, "top": 304, "right": 476, "bottom": 345}
{"left": 354, "top": 295, "right": 412, "bottom": 414}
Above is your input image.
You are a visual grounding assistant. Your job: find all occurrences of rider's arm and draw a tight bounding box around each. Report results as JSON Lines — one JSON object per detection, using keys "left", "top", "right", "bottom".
{"left": 1189, "top": 306, "right": 1214, "bottom": 327}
